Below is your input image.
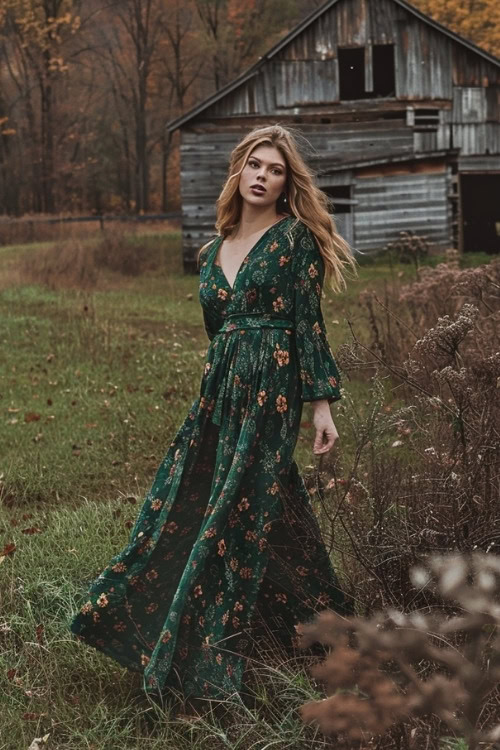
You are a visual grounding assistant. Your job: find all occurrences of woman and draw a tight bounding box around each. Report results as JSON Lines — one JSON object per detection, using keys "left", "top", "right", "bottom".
{"left": 68, "top": 124, "right": 355, "bottom": 713}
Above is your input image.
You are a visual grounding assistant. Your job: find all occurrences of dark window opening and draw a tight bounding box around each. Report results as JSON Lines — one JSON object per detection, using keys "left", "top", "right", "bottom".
{"left": 323, "top": 185, "right": 352, "bottom": 214}
{"left": 414, "top": 108, "right": 440, "bottom": 126}
{"left": 373, "top": 44, "right": 395, "bottom": 97}
{"left": 338, "top": 44, "right": 395, "bottom": 100}
{"left": 338, "top": 48, "right": 365, "bottom": 100}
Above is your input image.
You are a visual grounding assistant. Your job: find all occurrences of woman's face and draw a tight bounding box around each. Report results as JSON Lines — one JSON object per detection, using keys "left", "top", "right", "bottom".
{"left": 238, "top": 145, "right": 287, "bottom": 211}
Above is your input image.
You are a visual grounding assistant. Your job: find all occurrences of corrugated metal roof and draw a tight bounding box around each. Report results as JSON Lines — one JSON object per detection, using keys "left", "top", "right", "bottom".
{"left": 167, "top": 0, "right": 500, "bottom": 133}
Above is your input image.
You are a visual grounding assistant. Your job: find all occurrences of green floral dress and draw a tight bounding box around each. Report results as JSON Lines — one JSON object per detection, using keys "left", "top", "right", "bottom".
{"left": 69, "top": 216, "right": 347, "bottom": 702}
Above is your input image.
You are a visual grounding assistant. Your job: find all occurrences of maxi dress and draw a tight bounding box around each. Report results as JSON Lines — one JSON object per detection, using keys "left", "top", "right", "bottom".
{"left": 69, "top": 215, "right": 347, "bottom": 702}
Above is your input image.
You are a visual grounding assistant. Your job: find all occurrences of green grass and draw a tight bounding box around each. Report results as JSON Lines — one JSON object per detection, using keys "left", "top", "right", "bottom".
{"left": 0, "top": 233, "right": 493, "bottom": 748}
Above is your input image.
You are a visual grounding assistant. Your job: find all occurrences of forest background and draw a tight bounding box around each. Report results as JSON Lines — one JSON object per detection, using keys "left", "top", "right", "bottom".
{"left": 1, "top": 0, "right": 500, "bottom": 219}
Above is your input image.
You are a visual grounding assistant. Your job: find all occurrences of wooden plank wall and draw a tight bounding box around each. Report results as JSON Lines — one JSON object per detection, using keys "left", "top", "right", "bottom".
{"left": 353, "top": 166, "right": 450, "bottom": 251}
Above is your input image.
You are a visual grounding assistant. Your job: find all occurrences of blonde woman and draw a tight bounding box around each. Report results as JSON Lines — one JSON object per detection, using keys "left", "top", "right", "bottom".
{"left": 69, "top": 124, "right": 355, "bottom": 716}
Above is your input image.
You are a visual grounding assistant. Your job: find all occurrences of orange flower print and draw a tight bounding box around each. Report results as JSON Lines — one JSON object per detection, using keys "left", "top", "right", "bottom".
{"left": 308, "top": 262, "right": 319, "bottom": 278}
{"left": 279, "top": 255, "right": 290, "bottom": 266}
{"left": 182, "top": 614, "right": 192, "bottom": 625}
{"left": 203, "top": 526, "right": 216, "bottom": 538}
{"left": 269, "top": 241, "right": 279, "bottom": 252}
{"left": 273, "top": 344, "right": 290, "bottom": 367}
{"left": 276, "top": 394, "right": 287, "bottom": 413}
{"left": 239, "top": 567, "right": 252, "bottom": 579}
{"left": 275, "top": 592, "right": 287, "bottom": 604}
{"left": 141, "top": 654, "right": 150, "bottom": 666}
{"left": 232, "top": 616, "right": 240, "bottom": 629}
{"left": 215, "top": 591, "right": 224, "bottom": 605}
{"left": 227, "top": 664, "right": 233, "bottom": 677}
{"left": 222, "top": 610, "right": 229, "bottom": 625}
{"left": 233, "top": 601, "right": 244, "bottom": 612}
{"left": 237, "top": 497, "right": 250, "bottom": 511}
{"left": 217, "top": 539, "right": 226, "bottom": 556}
{"left": 161, "top": 629, "right": 172, "bottom": 643}
{"left": 113, "top": 622, "right": 126, "bottom": 632}
{"left": 272, "top": 296, "right": 285, "bottom": 312}
{"left": 296, "top": 566, "right": 309, "bottom": 577}
{"left": 245, "top": 530, "right": 257, "bottom": 542}
{"left": 217, "top": 288, "right": 228, "bottom": 300}
{"left": 166, "top": 521, "right": 178, "bottom": 534}
{"left": 193, "top": 585, "right": 203, "bottom": 598}
{"left": 216, "top": 653, "right": 223, "bottom": 665}
{"left": 312, "top": 321, "right": 322, "bottom": 335}
{"left": 267, "top": 482, "right": 279, "bottom": 495}
{"left": 97, "top": 593, "right": 109, "bottom": 608}
{"left": 179, "top": 646, "right": 188, "bottom": 660}
{"left": 258, "top": 538, "right": 267, "bottom": 552}
{"left": 146, "top": 602, "right": 158, "bottom": 614}
{"left": 146, "top": 569, "right": 158, "bottom": 581}
{"left": 199, "top": 615, "right": 205, "bottom": 627}
{"left": 150, "top": 499, "right": 162, "bottom": 511}
{"left": 328, "top": 375, "right": 338, "bottom": 387}
{"left": 92, "top": 611, "right": 100, "bottom": 623}
{"left": 80, "top": 601, "right": 93, "bottom": 615}
{"left": 257, "top": 390, "right": 267, "bottom": 406}
{"left": 111, "top": 562, "right": 127, "bottom": 573}
{"left": 229, "top": 557, "right": 239, "bottom": 571}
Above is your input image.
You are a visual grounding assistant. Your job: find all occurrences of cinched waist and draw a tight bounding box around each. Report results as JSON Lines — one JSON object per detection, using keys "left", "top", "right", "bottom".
{"left": 216, "top": 312, "right": 295, "bottom": 334}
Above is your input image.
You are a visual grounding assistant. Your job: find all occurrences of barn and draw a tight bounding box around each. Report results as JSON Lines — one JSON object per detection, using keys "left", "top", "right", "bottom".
{"left": 167, "top": 0, "right": 500, "bottom": 270}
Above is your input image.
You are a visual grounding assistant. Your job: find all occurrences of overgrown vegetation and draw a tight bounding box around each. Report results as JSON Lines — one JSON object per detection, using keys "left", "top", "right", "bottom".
{"left": 1, "top": 235, "right": 499, "bottom": 749}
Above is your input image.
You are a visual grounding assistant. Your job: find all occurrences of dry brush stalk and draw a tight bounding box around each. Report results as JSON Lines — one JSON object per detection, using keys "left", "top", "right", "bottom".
{"left": 297, "top": 553, "right": 500, "bottom": 748}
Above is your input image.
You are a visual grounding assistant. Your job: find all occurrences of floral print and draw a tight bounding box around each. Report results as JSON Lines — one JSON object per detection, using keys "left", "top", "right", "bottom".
{"left": 68, "top": 216, "right": 347, "bottom": 702}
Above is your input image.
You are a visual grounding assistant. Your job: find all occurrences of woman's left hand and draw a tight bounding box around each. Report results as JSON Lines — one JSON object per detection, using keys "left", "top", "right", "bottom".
{"left": 311, "top": 400, "right": 339, "bottom": 454}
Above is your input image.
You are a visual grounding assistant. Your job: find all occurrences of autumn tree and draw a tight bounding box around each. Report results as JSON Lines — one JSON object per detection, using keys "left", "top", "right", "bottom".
{"left": 412, "top": 0, "right": 500, "bottom": 57}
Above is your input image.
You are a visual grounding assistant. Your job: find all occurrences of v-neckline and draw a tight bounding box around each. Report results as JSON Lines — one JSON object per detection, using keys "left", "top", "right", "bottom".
{"left": 211, "top": 216, "right": 290, "bottom": 292}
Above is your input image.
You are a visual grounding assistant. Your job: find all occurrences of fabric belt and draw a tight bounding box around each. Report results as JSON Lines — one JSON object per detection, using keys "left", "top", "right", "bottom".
{"left": 217, "top": 312, "right": 295, "bottom": 334}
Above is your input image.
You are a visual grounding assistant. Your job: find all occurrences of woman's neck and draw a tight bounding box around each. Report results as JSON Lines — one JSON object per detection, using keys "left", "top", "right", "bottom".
{"left": 232, "top": 204, "right": 282, "bottom": 239}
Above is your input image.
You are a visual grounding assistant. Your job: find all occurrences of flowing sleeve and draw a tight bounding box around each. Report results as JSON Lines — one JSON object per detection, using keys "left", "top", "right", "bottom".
{"left": 291, "top": 223, "right": 342, "bottom": 404}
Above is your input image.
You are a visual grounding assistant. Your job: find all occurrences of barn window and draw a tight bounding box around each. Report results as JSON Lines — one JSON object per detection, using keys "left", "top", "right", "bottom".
{"left": 373, "top": 45, "right": 395, "bottom": 97}
{"left": 338, "top": 44, "right": 395, "bottom": 100}
{"left": 338, "top": 48, "right": 365, "bottom": 100}
{"left": 323, "top": 185, "right": 352, "bottom": 214}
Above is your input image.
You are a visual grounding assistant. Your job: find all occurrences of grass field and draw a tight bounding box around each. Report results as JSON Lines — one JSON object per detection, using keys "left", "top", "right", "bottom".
{"left": 0, "top": 233, "right": 491, "bottom": 749}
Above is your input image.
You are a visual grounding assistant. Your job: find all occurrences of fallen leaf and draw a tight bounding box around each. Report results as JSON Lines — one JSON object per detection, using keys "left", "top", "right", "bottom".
{"left": 21, "top": 527, "right": 42, "bottom": 535}
{"left": 24, "top": 412, "right": 41, "bottom": 423}
{"left": 27, "top": 733, "right": 50, "bottom": 750}
{"left": 1, "top": 542, "right": 16, "bottom": 556}
{"left": 7, "top": 407, "right": 20, "bottom": 413}
{"left": 35, "top": 624, "right": 45, "bottom": 644}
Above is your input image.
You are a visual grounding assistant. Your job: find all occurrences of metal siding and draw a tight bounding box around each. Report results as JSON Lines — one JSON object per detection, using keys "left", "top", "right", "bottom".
{"left": 274, "top": 59, "right": 338, "bottom": 106}
{"left": 337, "top": 0, "right": 368, "bottom": 46}
{"left": 353, "top": 171, "right": 449, "bottom": 250}
{"left": 452, "top": 124, "right": 500, "bottom": 155}
{"left": 452, "top": 88, "right": 487, "bottom": 123}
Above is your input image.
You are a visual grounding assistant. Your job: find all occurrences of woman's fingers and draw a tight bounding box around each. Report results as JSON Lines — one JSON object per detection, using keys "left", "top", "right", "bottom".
{"left": 313, "top": 427, "right": 338, "bottom": 454}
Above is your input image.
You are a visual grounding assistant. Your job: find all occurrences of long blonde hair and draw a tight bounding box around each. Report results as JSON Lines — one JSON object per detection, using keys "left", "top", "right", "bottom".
{"left": 197, "top": 124, "right": 356, "bottom": 293}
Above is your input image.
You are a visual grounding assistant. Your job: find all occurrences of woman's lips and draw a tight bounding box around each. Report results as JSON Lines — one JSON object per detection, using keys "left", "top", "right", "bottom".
{"left": 250, "top": 185, "right": 266, "bottom": 195}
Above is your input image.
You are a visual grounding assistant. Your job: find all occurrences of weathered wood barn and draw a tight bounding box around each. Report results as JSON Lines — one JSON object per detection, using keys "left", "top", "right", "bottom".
{"left": 167, "top": 0, "right": 500, "bottom": 269}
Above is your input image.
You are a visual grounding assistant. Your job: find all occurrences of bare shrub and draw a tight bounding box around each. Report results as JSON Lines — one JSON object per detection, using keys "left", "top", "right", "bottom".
{"left": 15, "top": 231, "right": 168, "bottom": 289}
{"left": 297, "top": 553, "right": 500, "bottom": 749}
{"left": 19, "top": 240, "right": 99, "bottom": 290}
